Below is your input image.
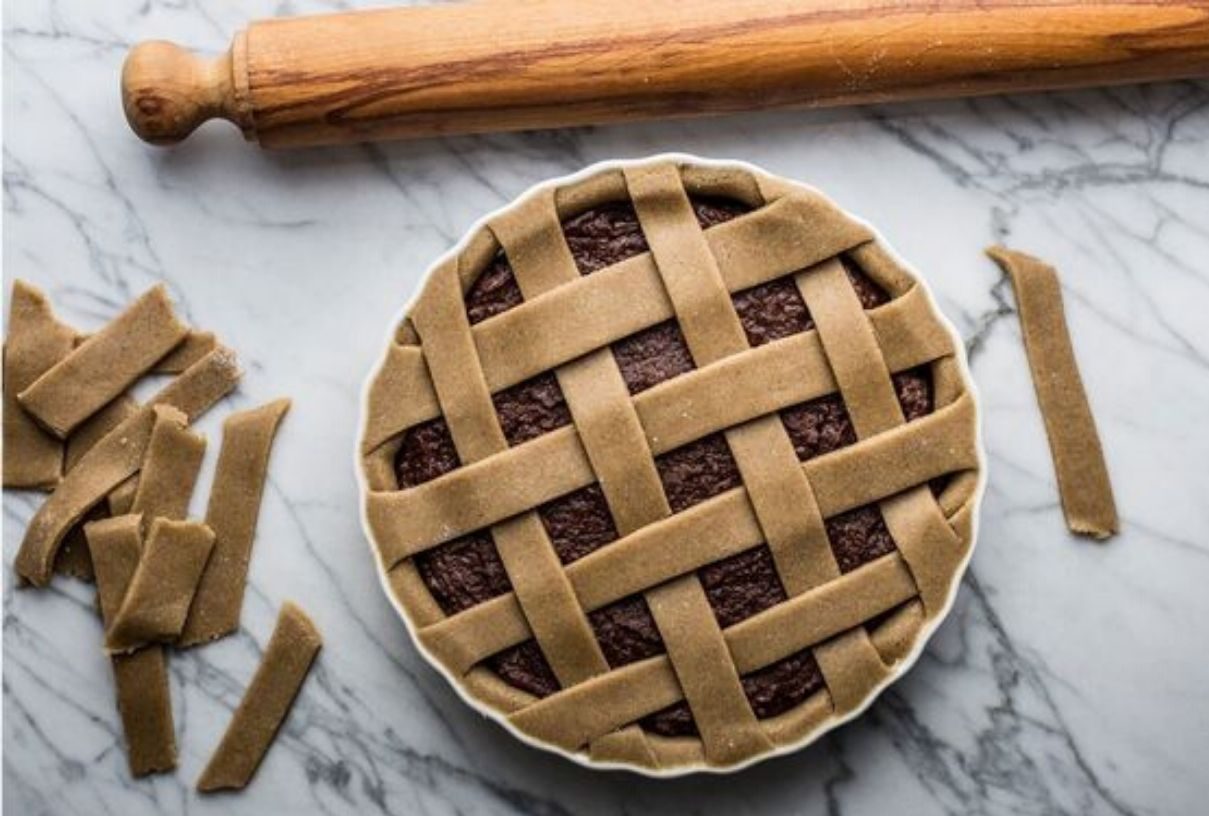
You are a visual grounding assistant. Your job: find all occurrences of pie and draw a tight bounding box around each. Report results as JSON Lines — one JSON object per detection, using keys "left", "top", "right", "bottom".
{"left": 359, "top": 158, "right": 983, "bottom": 773}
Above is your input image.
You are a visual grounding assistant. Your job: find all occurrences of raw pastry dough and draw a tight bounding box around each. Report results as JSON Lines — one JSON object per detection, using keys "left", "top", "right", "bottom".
{"left": 86, "top": 514, "right": 176, "bottom": 776}
{"left": 196, "top": 602, "right": 321, "bottom": 791}
{"left": 17, "top": 284, "right": 189, "bottom": 438}
{"left": 3, "top": 281, "right": 76, "bottom": 489}
{"left": 106, "top": 518, "right": 216, "bottom": 653}
{"left": 986, "top": 246, "right": 1117, "bottom": 539}
{"left": 14, "top": 347, "right": 240, "bottom": 586}
{"left": 179, "top": 399, "right": 290, "bottom": 646}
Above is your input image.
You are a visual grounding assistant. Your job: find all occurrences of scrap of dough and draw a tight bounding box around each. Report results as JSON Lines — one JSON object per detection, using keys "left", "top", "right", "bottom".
{"left": 179, "top": 399, "right": 291, "bottom": 646}
{"left": 986, "top": 246, "right": 1118, "bottom": 539}
{"left": 106, "top": 519, "right": 216, "bottom": 653}
{"left": 18, "top": 283, "right": 189, "bottom": 438}
{"left": 153, "top": 330, "right": 218, "bottom": 374}
{"left": 72, "top": 329, "right": 216, "bottom": 374}
{"left": 89, "top": 515, "right": 145, "bottom": 624}
{"left": 197, "top": 602, "right": 321, "bottom": 792}
{"left": 3, "top": 280, "right": 76, "bottom": 489}
{"left": 55, "top": 398, "right": 140, "bottom": 581}
{"left": 64, "top": 396, "right": 139, "bottom": 473}
{"left": 129, "top": 405, "right": 207, "bottom": 523}
{"left": 85, "top": 514, "right": 176, "bottom": 776}
{"left": 15, "top": 347, "right": 241, "bottom": 586}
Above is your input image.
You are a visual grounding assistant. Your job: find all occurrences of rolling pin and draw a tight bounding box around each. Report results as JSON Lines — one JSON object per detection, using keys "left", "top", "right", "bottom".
{"left": 122, "top": 0, "right": 1209, "bottom": 149}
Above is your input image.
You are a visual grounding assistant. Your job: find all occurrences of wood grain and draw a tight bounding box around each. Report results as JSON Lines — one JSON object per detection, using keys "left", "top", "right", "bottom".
{"left": 122, "top": 0, "right": 1209, "bottom": 148}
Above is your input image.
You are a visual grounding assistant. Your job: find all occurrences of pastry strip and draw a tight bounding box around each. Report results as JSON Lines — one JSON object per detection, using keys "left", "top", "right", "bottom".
{"left": 630, "top": 164, "right": 886, "bottom": 736}
{"left": 645, "top": 576, "right": 770, "bottom": 764}
{"left": 375, "top": 392, "right": 976, "bottom": 569}
{"left": 362, "top": 283, "right": 949, "bottom": 454}
{"left": 179, "top": 399, "right": 290, "bottom": 646}
{"left": 153, "top": 330, "right": 217, "bottom": 374}
{"left": 417, "top": 405, "right": 979, "bottom": 670}
{"left": 416, "top": 236, "right": 610, "bottom": 689}
{"left": 197, "top": 602, "right": 322, "bottom": 792}
{"left": 509, "top": 553, "right": 916, "bottom": 748}
{"left": 106, "top": 519, "right": 216, "bottom": 653}
{"left": 54, "top": 397, "right": 141, "bottom": 581}
{"left": 64, "top": 396, "right": 139, "bottom": 473}
{"left": 14, "top": 347, "right": 241, "bottom": 586}
{"left": 798, "top": 259, "right": 967, "bottom": 614}
{"left": 630, "top": 172, "right": 839, "bottom": 599}
{"left": 18, "top": 284, "right": 189, "bottom": 438}
{"left": 3, "top": 280, "right": 76, "bottom": 489}
{"left": 471, "top": 195, "right": 871, "bottom": 397}
{"left": 129, "top": 405, "right": 206, "bottom": 522}
{"left": 73, "top": 329, "right": 217, "bottom": 374}
{"left": 626, "top": 162, "right": 771, "bottom": 763}
{"left": 986, "top": 246, "right": 1118, "bottom": 539}
{"left": 492, "top": 191, "right": 659, "bottom": 759}
{"left": 84, "top": 514, "right": 176, "bottom": 776}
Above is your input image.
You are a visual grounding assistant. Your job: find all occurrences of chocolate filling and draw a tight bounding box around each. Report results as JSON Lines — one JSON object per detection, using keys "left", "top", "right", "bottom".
{"left": 398, "top": 197, "right": 934, "bottom": 737}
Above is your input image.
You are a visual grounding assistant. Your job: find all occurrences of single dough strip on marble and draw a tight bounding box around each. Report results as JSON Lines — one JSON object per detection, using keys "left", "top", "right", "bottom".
{"left": 14, "top": 346, "right": 241, "bottom": 587}
{"left": 106, "top": 518, "right": 216, "bottom": 653}
{"left": 197, "top": 601, "right": 322, "bottom": 792}
{"left": 17, "top": 284, "right": 190, "bottom": 439}
{"left": 987, "top": 246, "right": 1118, "bottom": 539}
{"left": 129, "top": 405, "right": 207, "bottom": 523}
{"left": 84, "top": 513, "right": 176, "bottom": 776}
{"left": 179, "top": 399, "right": 291, "bottom": 646}
{"left": 3, "top": 280, "right": 77, "bottom": 489}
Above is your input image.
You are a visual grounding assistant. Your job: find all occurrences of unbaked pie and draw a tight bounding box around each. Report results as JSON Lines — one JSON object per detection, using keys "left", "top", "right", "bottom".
{"left": 359, "top": 157, "right": 982, "bottom": 773}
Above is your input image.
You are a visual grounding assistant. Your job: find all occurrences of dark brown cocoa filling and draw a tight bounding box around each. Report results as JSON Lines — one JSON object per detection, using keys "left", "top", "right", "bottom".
{"left": 398, "top": 197, "right": 935, "bottom": 737}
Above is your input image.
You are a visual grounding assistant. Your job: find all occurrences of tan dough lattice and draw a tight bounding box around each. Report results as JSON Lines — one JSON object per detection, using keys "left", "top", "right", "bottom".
{"left": 360, "top": 160, "right": 982, "bottom": 772}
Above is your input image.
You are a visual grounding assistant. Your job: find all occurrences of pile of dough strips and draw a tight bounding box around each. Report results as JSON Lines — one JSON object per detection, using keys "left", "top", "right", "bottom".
{"left": 3, "top": 280, "right": 320, "bottom": 791}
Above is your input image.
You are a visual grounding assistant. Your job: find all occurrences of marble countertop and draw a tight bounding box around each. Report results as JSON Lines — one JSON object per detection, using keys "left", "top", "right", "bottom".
{"left": 5, "top": 2, "right": 1208, "bottom": 814}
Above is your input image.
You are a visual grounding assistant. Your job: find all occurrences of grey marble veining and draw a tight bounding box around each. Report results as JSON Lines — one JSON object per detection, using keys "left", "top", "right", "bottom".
{"left": 4, "top": 2, "right": 1208, "bottom": 814}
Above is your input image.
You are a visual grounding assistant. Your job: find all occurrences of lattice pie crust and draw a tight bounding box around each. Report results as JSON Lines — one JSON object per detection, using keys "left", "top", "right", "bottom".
{"left": 359, "top": 158, "right": 983, "bottom": 773}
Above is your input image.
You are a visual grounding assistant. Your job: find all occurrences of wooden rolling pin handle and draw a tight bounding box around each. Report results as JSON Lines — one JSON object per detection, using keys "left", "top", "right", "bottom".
{"left": 122, "top": 39, "right": 251, "bottom": 145}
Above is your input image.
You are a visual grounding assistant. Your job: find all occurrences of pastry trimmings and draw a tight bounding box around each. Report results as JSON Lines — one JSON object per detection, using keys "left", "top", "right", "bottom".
{"left": 15, "top": 347, "right": 241, "bottom": 587}
{"left": 17, "top": 284, "right": 189, "bottom": 438}
{"left": 179, "top": 399, "right": 291, "bottom": 646}
{"left": 2, "top": 281, "right": 76, "bottom": 489}
{"left": 197, "top": 602, "right": 322, "bottom": 792}
{"left": 986, "top": 246, "right": 1118, "bottom": 540}
{"left": 129, "top": 405, "right": 206, "bottom": 523}
{"left": 86, "top": 514, "right": 177, "bottom": 776}
{"left": 106, "top": 519, "right": 216, "bottom": 653}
